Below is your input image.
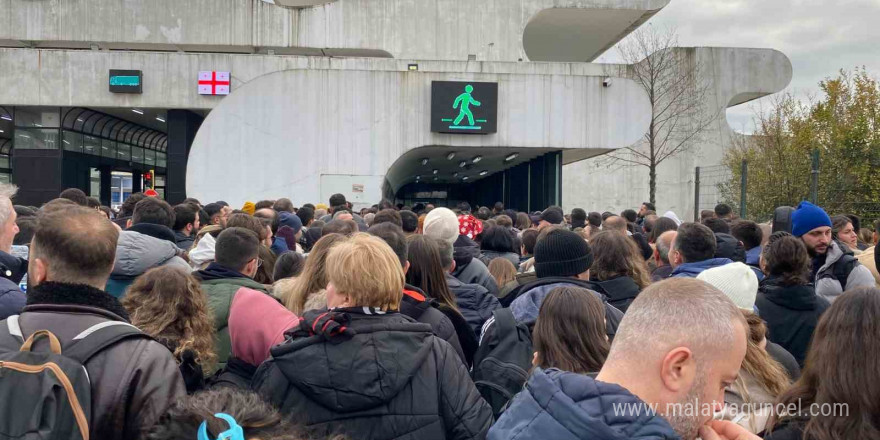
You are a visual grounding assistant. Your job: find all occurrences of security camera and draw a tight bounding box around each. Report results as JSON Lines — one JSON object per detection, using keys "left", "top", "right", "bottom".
{"left": 603, "top": 78, "right": 612, "bottom": 88}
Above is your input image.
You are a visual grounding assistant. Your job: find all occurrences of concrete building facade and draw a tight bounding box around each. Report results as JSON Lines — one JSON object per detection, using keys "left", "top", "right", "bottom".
{"left": 0, "top": 0, "right": 791, "bottom": 214}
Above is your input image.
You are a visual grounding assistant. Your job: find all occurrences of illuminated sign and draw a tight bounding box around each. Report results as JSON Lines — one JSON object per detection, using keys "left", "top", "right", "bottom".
{"left": 431, "top": 81, "right": 497, "bottom": 134}
{"left": 109, "top": 70, "right": 143, "bottom": 94}
{"left": 198, "top": 71, "right": 231, "bottom": 95}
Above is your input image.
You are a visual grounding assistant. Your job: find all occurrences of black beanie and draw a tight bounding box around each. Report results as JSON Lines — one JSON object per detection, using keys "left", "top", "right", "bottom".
{"left": 534, "top": 229, "right": 594, "bottom": 278}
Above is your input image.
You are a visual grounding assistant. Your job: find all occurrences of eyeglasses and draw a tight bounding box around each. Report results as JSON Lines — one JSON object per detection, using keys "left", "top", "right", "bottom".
{"left": 255, "top": 258, "right": 263, "bottom": 268}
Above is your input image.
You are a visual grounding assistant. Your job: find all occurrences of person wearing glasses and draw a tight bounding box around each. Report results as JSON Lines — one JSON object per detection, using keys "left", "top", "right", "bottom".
{"left": 194, "top": 227, "right": 272, "bottom": 372}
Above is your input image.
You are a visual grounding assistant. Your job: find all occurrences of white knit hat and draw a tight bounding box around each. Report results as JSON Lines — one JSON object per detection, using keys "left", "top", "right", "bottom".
{"left": 696, "top": 262, "right": 758, "bottom": 310}
{"left": 423, "top": 207, "right": 460, "bottom": 245}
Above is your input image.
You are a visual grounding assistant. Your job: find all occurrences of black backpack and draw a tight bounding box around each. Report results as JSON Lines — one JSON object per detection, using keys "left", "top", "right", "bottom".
{"left": 471, "top": 308, "right": 533, "bottom": 417}
{"left": 0, "top": 316, "right": 151, "bottom": 440}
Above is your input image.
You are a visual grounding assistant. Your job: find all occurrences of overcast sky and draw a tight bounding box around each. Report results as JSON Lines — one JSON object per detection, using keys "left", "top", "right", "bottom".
{"left": 596, "top": 0, "right": 880, "bottom": 133}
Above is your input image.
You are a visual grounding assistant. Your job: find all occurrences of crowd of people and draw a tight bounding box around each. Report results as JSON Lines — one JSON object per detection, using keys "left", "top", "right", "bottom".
{"left": 0, "top": 184, "right": 877, "bottom": 440}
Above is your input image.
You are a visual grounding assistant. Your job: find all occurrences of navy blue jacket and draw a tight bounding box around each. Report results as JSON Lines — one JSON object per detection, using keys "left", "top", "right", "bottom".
{"left": 489, "top": 368, "right": 679, "bottom": 440}
{"left": 670, "top": 258, "right": 734, "bottom": 278}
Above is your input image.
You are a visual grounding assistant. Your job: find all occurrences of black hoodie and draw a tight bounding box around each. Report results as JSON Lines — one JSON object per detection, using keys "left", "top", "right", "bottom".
{"left": 756, "top": 276, "right": 830, "bottom": 367}
{"left": 254, "top": 309, "right": 493, "bottom": 440}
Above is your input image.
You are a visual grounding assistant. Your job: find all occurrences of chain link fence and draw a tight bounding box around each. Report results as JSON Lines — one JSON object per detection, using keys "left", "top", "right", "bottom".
{"left": 693, "top": 164, "right": 736, "bottom": 222}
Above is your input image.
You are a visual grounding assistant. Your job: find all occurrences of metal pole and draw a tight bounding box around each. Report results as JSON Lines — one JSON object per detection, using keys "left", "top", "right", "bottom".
{"left": 740, "top": 160, "right": 748, "bottom": 219}
{"left": 810, "top": 149, "right": 819, "bottom": 204}
{"left": 694, "top": 166, "right": 701, "bottom": 222}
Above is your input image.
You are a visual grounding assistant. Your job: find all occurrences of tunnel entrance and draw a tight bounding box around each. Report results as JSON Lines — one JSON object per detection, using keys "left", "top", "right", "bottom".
{"left": 384, "top": 146, "right": 562, "bottom": 212}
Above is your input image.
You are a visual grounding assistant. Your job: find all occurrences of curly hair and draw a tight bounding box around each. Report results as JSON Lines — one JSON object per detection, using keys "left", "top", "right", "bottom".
{"left": 589, "top": 231, "right": 651, "bottom": 289}
{"left": 123, "top": 266, "right": 216, "bottom": 370}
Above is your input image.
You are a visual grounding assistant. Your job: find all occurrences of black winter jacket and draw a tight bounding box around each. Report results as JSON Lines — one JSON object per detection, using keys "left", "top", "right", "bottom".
{"left": 757, "top": 277, "right": 830, "bottom": 367}
{"left": 254, "top": 309, "right": 493, "bottom": 440}
{"left": 0, "top": 250, "right": 26, "bottom": 320}
{"left": 453, "top": 235, "right": 500, "bottom": 296}
{"left": 589, "top": 276, "right": 641, "bottom": 313}
{"left": 401, "top": 284, "right": 466, "bottom": 366}
{"left": 445, "top": 273, "right": 501, "bottom": 337}
{"left": 715, "top": 233, "right": 746, "bottom": 262}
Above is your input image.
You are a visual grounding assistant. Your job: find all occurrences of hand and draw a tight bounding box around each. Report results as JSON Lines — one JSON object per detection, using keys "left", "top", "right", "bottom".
{"left": 699, "top": 420, "right": 761, "bottom": 440}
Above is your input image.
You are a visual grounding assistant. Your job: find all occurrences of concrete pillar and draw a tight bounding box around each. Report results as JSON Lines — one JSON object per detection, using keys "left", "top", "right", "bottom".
{"left": 166, "top": 110, "right": 203, "bottom": 205}
{"left": 99, "top": 166, "right": 112, "bottom": 206}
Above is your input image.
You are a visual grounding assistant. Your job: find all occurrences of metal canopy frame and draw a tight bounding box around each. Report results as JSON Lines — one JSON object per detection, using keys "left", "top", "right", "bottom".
{"left": 61, "top": 108, "right": 167, "bottom": 152}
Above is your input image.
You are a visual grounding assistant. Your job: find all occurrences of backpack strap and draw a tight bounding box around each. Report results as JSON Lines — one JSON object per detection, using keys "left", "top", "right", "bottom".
{"left": 831, "top": 254, "right": 858, "bottom": 286}
{"left": 492, "top": 308, "right": 517, "bottom": 338}
{"left": 62, "top": 321, "right": 151, "bottom": 365}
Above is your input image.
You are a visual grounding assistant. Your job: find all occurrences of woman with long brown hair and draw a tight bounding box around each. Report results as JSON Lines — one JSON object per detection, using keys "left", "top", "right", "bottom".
{"left": 532, "top": 286, "right": 609, "bottom": 374}
{"left": 765, "top": 287, "right": 880, "bottom": 440}
{"left": 123, "top": 266, "right": 216, "bottom": 393}
{"left": 721, "top": 311, "right": 791, "bottom": 434}
{"left": 588, "top": 231, "right": 651, "bottom": 313}
{"left": 276, "top": 233, "right": 348, "bottom": 315}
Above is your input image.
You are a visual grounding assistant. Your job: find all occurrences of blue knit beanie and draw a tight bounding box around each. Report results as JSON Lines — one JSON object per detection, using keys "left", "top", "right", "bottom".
{"left": 791, "top": 201, "right": 832, "bottom": 237}
{"left": 278, "top": 212, "right": 303, "bottom": 235}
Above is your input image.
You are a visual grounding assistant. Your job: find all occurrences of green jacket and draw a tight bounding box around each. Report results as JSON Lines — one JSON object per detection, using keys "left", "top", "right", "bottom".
{"left": 201, "top": 277, "right": 270, "bottom": 372}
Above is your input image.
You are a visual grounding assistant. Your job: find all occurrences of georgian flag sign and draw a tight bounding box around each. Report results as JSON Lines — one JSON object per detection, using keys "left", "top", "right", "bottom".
{"left": 198, "top": 71, "right": 230, "bottom": 95}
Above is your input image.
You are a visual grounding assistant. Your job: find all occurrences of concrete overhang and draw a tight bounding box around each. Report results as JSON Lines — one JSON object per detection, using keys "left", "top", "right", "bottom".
{"left": 524, "top": 0, "right": 670, "bottom": 62}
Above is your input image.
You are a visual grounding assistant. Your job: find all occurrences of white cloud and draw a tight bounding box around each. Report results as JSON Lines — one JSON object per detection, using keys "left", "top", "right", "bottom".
{"left": 598, "top": 0, "right": 880, "bottom": 132}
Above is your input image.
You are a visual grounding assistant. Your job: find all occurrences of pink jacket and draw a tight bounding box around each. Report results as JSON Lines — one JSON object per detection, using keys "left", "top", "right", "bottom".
{"left": 228, "top": 288, "right": 299, "bottom": 366}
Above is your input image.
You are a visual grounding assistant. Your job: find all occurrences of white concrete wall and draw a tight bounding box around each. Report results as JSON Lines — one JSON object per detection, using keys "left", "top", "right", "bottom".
{"left": 185, "top": 61, "right": 653, "bottom": 207}
{"left": 561, "top": 47, "right": 792, "bottom": 219}
{"left": 1, "top": 0, "right": 667, "bottom": 62}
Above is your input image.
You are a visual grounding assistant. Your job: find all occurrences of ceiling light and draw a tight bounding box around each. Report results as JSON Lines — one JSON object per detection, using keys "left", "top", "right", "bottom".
{"left": 472, "top": 156, "right": 482, "bottom": 164}
{"left": 76, "top": 118, "right": 83, "bottom": 122}
{"left": 132, "top": 109, "right": 144, "bottom": 115}
{"left": 453, "top": 172, "right": 459, "bottom": 177}
{"left": 0, "top": 115, "right": 11, "bottom": 121}
{"left": 505, "top": 153, "right": 519, "bottom": 162}
{"left": 433, "top": 177, "right": 438, "bottom": 181}
{"left": 462, "top": 176, "right": 469, "bottom": 181}
{"left": 0, "top": 129, "right": 4, "bottom": 133}
{"left": 34, "top": 123, "right": 42, "bottom": 127}
{"left": 156, "top": 117, "right": 166, "bottom": 123}
{"left": 479, "top": 170, "right": 488, "bottom": 176}
{"left": 446, "top": 152, "right": 456, "bottom": 160}
{"left": 459, "top": 161, "right": 467, "bottom": 168}
{"left": 432, "top": 169, "right": 438, "bottom": 175}
{"left": 420, "top": 158, "right": 429, "bottom": 166}
{"left": 63, "top": 140, "right": 70, "bottom": 145}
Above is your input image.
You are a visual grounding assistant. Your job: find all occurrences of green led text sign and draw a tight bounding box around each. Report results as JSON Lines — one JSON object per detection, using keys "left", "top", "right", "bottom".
{"left": 109, "top": 69, "right": 143, "bottom": 94}
{"left": 431, "top": 81, "right": 497, "bottom": 134}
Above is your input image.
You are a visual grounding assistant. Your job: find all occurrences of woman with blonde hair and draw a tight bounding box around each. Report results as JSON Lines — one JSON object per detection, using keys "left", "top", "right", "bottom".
{"left": 588, "top": 231, "right": 651, "bottom": 313}
{"left": 254, "top": 233, "right": 493, "bottom": 440}
{"left": 123, "top": 266, "right": 216, "bottom": 393}
{"left": 276, "top": 233, "right": 348, "bottom": 315}
{"left": 488, "top": 258, "right": 517, "bottom": 291}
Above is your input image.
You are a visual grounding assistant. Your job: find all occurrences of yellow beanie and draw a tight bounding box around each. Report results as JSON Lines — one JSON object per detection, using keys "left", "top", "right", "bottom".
{"left": 242, "top": 201, "right": 256, "bottom": 215}
{"left": 315, "top": 203, "right": 329, "bottom": 210}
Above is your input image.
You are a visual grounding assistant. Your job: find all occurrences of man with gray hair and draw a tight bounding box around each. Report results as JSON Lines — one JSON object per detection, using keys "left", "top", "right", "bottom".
{"left": 0, "top": 183, "right": 25, "bottom": 319}
{"left": 490, "top": 278, "right": 757, "bottom": 440}
{"left": 651, "top": 230, "right": 677, "bottom": 281}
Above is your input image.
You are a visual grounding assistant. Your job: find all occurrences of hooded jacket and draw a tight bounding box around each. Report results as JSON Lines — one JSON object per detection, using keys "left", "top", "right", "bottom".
{"left": 670, "top": 258, "right": 734, "bottom": 278}
{"left": 0, "top": 250, "right": 26, "bottom": 319}
{"left": 174, "top": 229, "right": 196, "bottom": 252}
{"left": 401, "top": 285, "right": 466, "bottom": 366}
{"left": 188, "top": 233, "right": 216, "bottom": 269}
{"left": 229, "top": 288, "right": 299, "bottom": 367}
{"left": 195, "top": 263, "right": 271, "bottom": 371}
{"left": 106, "top": 230, "right": 191, "bottom": 297}
{"left": 756, "top": 277, "right": 829, "bottom": 367}
{"left": 589, "top": 275, "right": 641, "bottom": 314}
{"left": 6, "top": 282, "right": 185, "bottom": 440}
{"left": 489, "top": 368, "right": 679, "bottom": 440}
{"left": 813, "top": 241, "right": 875, "bottom": 302}
{"left": 715, "top": 233, "right": 746, "bottom": 263}
{"left": 445, "top": 273, "right": 501, "bottom": 337}
{"left": 479, "top": 250, "right": 521, "bottom": 268}
{"left": 453, "top": 235, "right": 500, "bottom": 296}
{"left": 495, "top": 277, "right": 623, "bottom": 340}
{"left": 253, "top": 309, "right": 493, "bottom": 440}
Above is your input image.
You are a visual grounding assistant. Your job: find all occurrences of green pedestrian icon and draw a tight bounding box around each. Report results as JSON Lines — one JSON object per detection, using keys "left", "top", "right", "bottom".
{"left": 453, "top": 85, "right": 481, "bottom": 126}
{"left": 442, "top": 84, "right": 488, "bottom": 130}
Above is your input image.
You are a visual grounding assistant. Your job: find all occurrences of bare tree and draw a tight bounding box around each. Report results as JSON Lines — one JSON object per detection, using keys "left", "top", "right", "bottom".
{"left": 602, "top": 26, "right": 718, "bottom": 205}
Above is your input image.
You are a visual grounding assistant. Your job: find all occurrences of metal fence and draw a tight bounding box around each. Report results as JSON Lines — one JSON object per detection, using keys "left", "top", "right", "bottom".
{"left": 695, "top": 151, "right": 880, "bottom": 222}
{"left": 693, "top": 164, "right": 735, "bottom": 222}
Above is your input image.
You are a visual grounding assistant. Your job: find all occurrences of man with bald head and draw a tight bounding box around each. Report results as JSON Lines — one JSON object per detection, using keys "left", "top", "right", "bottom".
{"left": 652, "top": 230, "right": 677, "bottom": 281}
{"left": 490, "top": 278, "right": 756, "bottom": 440}
{"left": 605, "top": 215, "right": 653, "bottom": 260}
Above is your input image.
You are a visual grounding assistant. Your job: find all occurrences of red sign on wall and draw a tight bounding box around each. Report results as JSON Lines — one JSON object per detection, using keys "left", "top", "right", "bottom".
{"left": 198, "top": 71, "right": 230, "bottom": 95}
